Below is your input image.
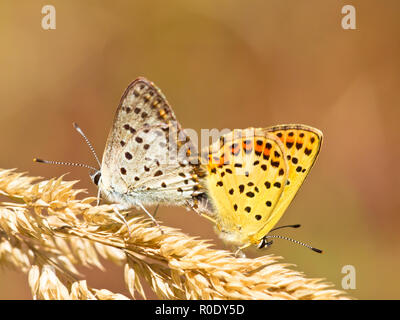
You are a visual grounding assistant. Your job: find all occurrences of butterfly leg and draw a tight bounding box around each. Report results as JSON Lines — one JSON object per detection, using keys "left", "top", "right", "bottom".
{"left": 137, "top": 202, "right": 164, "bottom": 234}
{"left": 234, "top": 248, "right": 246, "bottom": 258}
{"left": 96, "top": 187, "right": 102, "bottom": 206}
{"left": 234, "top": 243, "right": 251, "bottom": 258}
{"left": 186, "top": 200, "right": 218, "bottom": 225}
{"left": 200, "top": 213, "right": 218, "bottom": 225}
{"left": 112, "top": 206, "right": 132, "bottom": 238}
{"left": 152, "top": 204, "right": 160, "bottom": 218}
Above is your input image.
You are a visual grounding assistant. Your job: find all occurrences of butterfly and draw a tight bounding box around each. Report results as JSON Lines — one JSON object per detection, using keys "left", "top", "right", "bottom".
{"left": 35, "top": 77, "right": 207, "bottom": 229}
{"left": 90, "top": 78, "right": 208, "bottom": 224}
{"left": 198, "top": 125, "right": 323, "bottom": 252}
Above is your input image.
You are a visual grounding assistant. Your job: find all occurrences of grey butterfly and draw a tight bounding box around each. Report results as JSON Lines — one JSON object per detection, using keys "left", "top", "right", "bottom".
{"left": 36, "top": 78, "right": 208, "bottom": 229}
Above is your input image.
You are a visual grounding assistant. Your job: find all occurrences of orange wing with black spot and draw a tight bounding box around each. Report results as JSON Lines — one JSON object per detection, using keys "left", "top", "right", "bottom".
{"left": 203, "top": 128, "right": 289, "bottom": 246}
{"left": 254, "top": 124, "right": 323, "bottom": 238}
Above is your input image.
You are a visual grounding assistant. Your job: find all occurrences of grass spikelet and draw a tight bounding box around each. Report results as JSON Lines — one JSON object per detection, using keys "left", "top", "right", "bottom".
{"left": 0, "top": 168, "right": 350, "bottom": 300}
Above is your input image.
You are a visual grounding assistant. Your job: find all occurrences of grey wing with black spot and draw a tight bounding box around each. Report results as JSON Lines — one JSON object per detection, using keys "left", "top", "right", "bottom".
{"left": 99, "top": 77, "right": 204, "bottom": 207}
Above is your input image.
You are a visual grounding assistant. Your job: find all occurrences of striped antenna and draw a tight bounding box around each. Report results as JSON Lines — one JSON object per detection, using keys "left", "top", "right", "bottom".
{"left": 33, "top": 158, "right": 98, "bottom": 171}
{"left": 33, "top": 122, "right": 101, "bottom": 172}
{"left": 73, "top": 122, "right": 101, "bottom": 167}
{"left": 264, "top": 234, "right": 323, "bottom": 253}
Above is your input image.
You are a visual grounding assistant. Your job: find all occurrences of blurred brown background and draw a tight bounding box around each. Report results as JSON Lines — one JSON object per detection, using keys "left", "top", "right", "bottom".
{"left": 0, "top": 0, "right": 399, "bottom": 299}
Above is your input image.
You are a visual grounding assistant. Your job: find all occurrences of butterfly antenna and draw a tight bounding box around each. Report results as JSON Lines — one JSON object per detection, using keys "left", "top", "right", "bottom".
{"left": 264, "top": 234, "right": 323, "bottom": 253}
{"left": 152, "top": 204, "right": 160, "bottom": 218}
{"left": 73, "top": 122, "right": 101, "bottom": 167}
{"left": 33, "top": 158, "right": 98, "bottom": 171}
{"left": 270, "top": 224, "right": 301, "bottom": 232}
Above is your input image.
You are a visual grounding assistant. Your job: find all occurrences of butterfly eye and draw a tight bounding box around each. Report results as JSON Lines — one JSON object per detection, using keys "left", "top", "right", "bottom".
{"left": 91, "top": 172, "right": 101, "bottom": 186}
{"left": 257, "top": 237, "right": 273, "bottom": 249}
{"left": 257, "top": 238, "right": 265, "bottom": 249}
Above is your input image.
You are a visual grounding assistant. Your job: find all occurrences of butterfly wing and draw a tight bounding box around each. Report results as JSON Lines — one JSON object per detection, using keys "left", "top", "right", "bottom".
{"left": 100, "top": 78, "right": 203, "bottom": 208}
{"left": 203, "top": 128, "right": 289, "bottom": 246}
{"left": 254, "top": 124, "right": 323, "bottom": 240}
